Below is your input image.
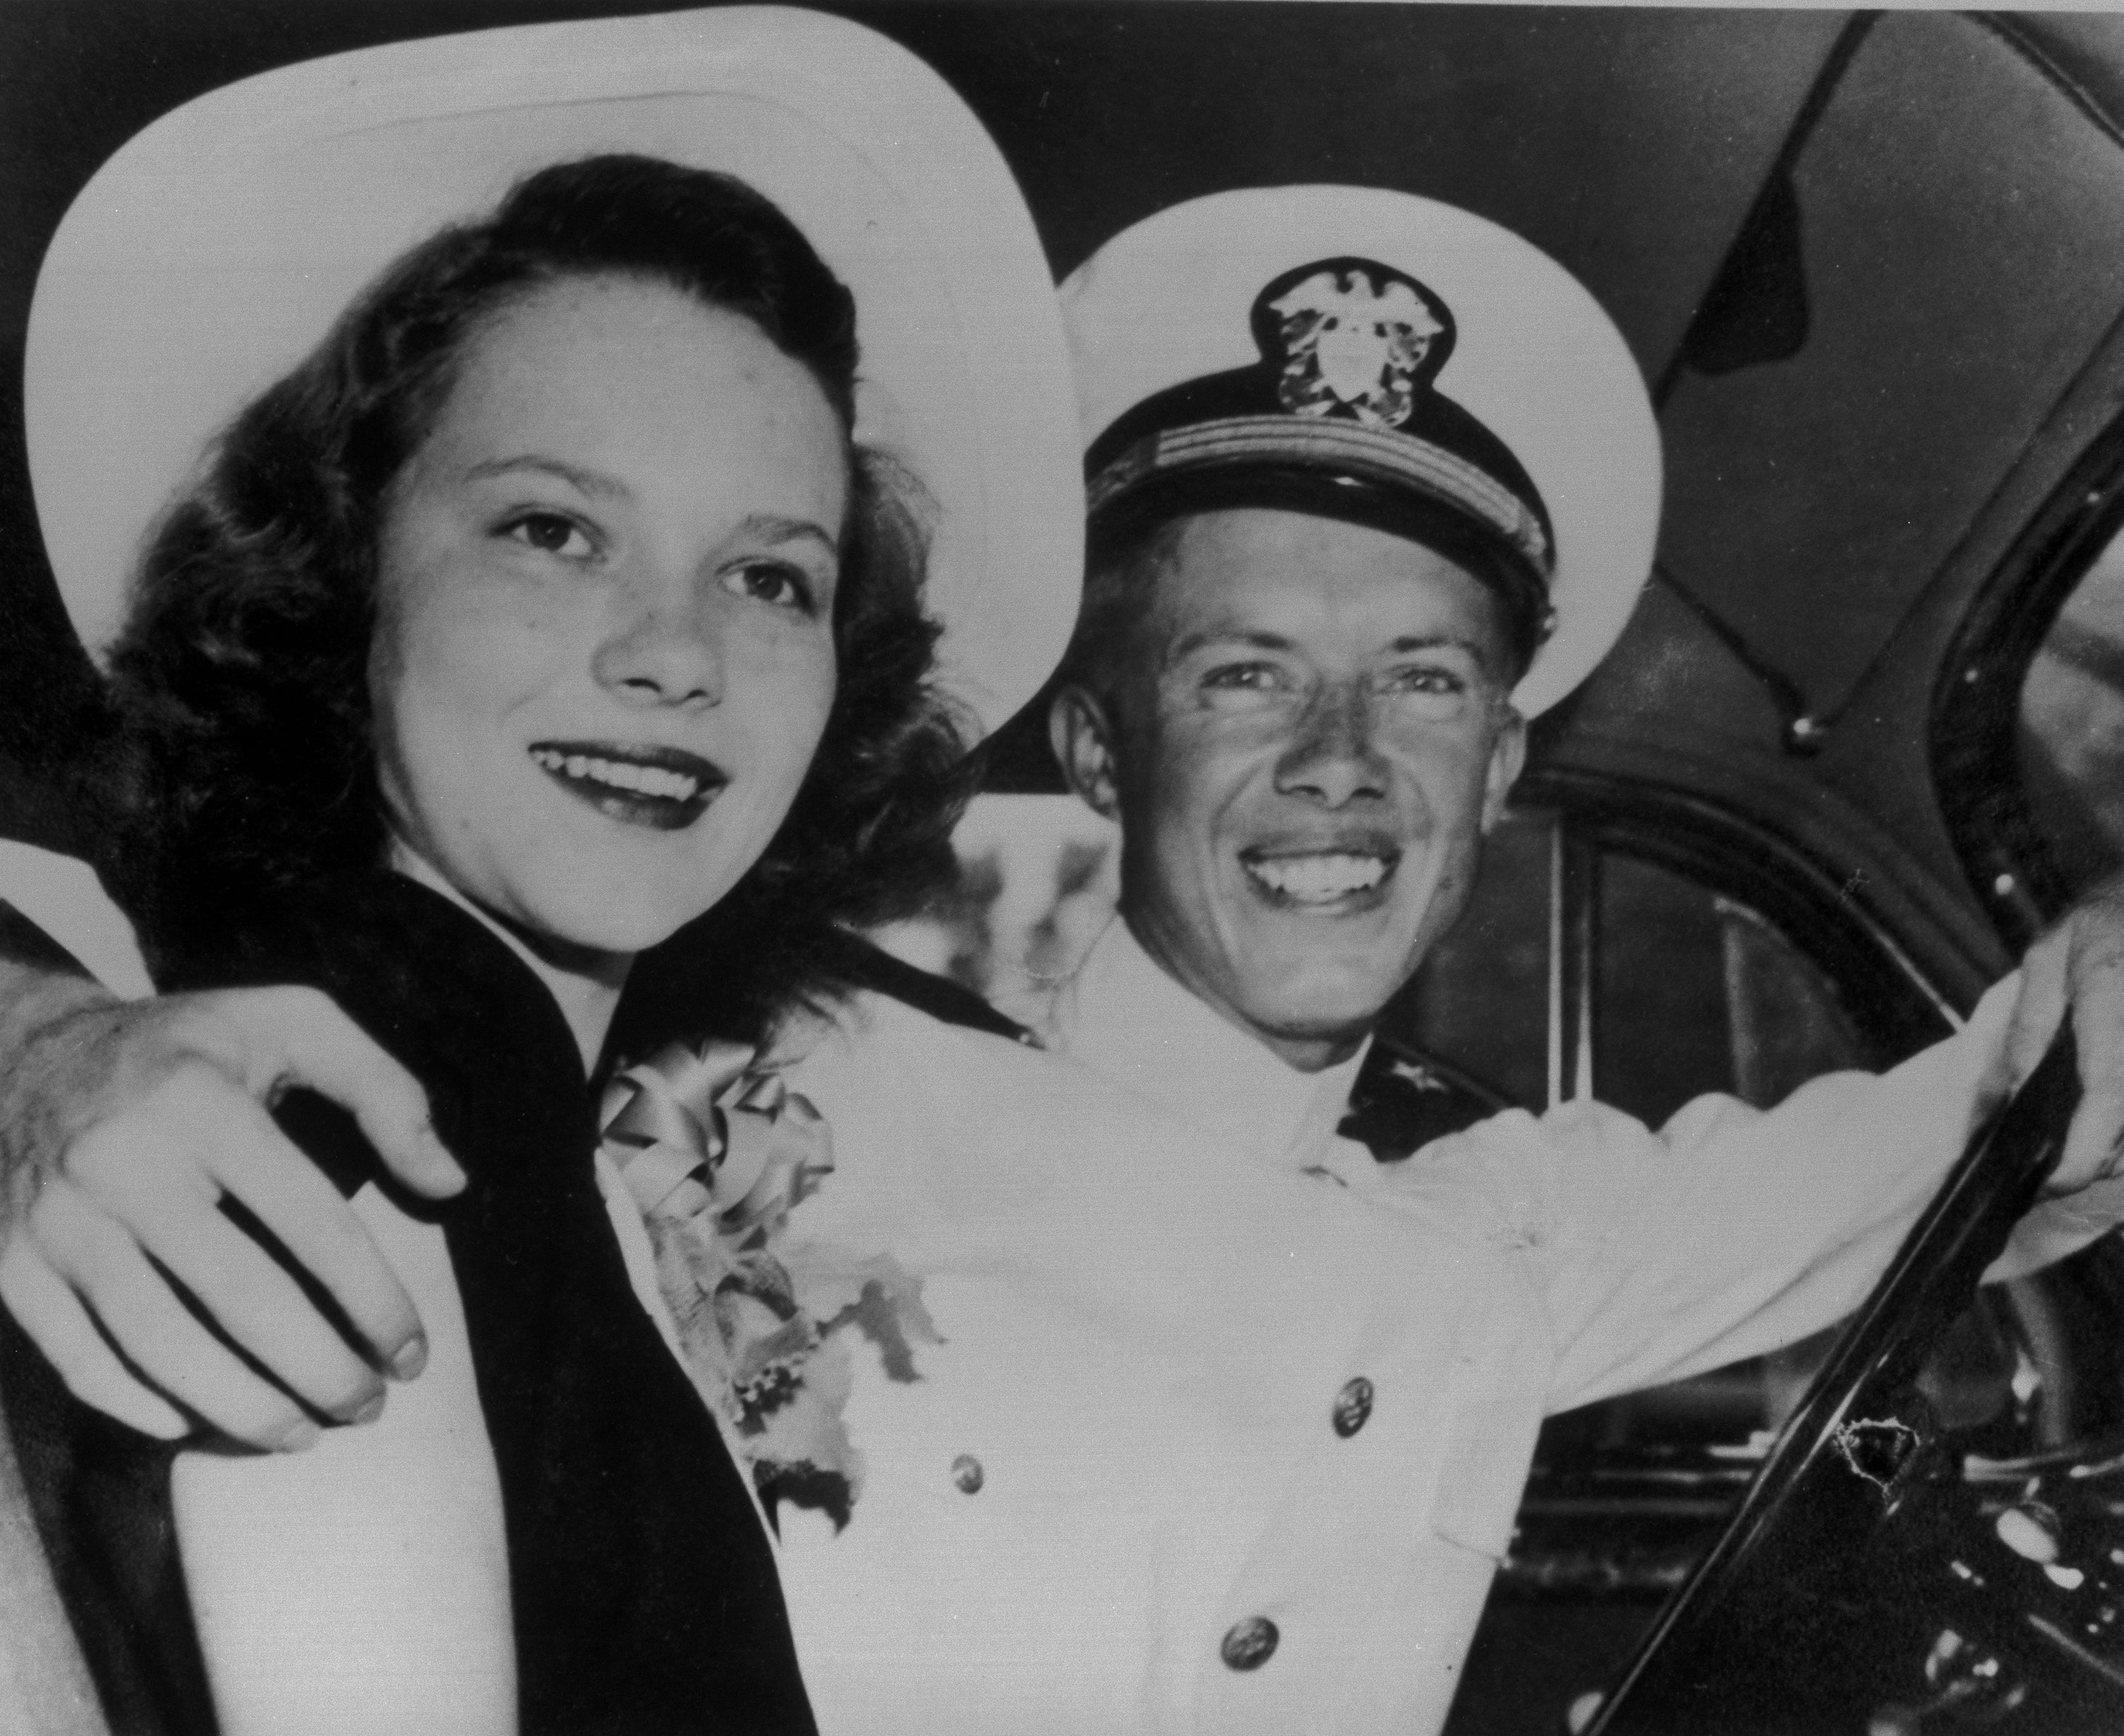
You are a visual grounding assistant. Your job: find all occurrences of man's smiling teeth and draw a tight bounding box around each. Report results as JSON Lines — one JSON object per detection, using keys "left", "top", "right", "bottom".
{"left": 530, "top": 748, "right": 701, "bottom": 802}
{"left": 1247, "top": 852, "right": 1390, "bottom": 901}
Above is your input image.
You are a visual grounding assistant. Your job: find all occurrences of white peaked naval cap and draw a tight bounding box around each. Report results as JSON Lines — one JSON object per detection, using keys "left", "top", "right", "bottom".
{"left": 25, "top": 5, "right": 1083, "bottom": 741}
{"left": 1063, "top": 184, "right": 1662, "bottom": 721}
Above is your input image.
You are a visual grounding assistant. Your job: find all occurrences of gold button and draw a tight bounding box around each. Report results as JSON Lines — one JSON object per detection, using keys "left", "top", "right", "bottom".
{"left": 950, "top": 1454, "right": 984, "bottom": 1494}
{"left": 1332, "top": 1376, "right": 1374, "bottom": 1438}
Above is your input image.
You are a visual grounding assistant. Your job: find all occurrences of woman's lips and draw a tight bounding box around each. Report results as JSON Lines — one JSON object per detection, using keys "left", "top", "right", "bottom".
{"left": 527, "top": 741, "right": 725, "bottom": 833}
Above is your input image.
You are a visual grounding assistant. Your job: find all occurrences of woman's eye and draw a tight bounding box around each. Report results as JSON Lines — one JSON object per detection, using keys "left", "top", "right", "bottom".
{"left": 723, "top": 562, "right": 817, "bottom": 613}
{"left": 502, "top": 512, "right": 595, "bottom": 559}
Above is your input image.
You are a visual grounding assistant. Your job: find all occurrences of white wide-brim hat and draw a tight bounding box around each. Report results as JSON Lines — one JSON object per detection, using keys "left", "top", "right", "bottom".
{"left": 24, "top": 6, "right": 1083, "bottom": 741}
{"left": 1067, "top": 184, "right": 1659, "bottom": 723}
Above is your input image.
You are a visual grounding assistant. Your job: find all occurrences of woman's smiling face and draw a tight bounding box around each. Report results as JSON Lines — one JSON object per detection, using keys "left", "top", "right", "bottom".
{"left": 369, "top": 273, "right": 847, "bottom": 959}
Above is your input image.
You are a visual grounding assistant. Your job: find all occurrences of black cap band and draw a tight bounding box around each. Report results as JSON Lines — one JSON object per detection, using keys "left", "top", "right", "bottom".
{"left": 1086, "top": 462, "right": 1554, "bottom": 673}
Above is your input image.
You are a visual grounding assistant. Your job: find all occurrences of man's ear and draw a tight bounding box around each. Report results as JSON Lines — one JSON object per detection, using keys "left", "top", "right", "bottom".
{"left": 1480, "top": 707, "right": 1527, "bottom": 835}
{"left": 1050, "top": 685, "right": 1122, "bottom": 821}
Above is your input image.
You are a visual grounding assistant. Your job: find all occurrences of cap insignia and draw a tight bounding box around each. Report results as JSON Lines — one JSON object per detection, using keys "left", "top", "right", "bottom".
{"left": 1253, "top": 258, "right": 1455, "bottom": 430}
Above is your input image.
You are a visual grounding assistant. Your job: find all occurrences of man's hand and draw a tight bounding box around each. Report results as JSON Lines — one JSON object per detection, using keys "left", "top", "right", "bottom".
{"left": 2006, "top": 872, "right": 2124, "bottom": 1194}
{"left": 0, "top": 957, "right": 464, "bottom": 1450}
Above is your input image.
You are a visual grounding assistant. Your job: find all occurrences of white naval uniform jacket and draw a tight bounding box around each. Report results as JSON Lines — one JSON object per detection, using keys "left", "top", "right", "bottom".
{"left": 767, "top": 919, "right": 2124, "bottom": 1736}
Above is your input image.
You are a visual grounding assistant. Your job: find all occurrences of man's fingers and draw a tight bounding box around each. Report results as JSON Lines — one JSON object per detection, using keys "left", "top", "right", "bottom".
{"left": 196, "top": 1087, "right": 430, "bottom": 1383}
{"left": 130, "top": 1193, "right": 391, "bottom": 1421}
{"left": 2002, "top": 925, "right": 2071, "bottom": 1093}
{"left": 0, "top": 978, "right": 452, "bottom": 1445}
{"left": 236, "top": 987, "right": 464, "bottom": 1199}
{"left": 67, "top": 1073, "right": 417, "bottom": 1400}
{"left": 0, "top": 1244, "right": 190, "bottom": 1439}
{"left": 2021, "top": 876, "right": 2124, "bottom": 1189}
{"left": 2053, "top": 876, "right": 2124, "bottom": 1183}
{"left": 2069, "top": 959, "right": 2124, "bottom": 1105}
{"left": 2061, "top": 1092, "right": 2124, "bottom": 1193}
{"left": 2066, "top": 976, "right": 2124, "bottom": 1188}
{"left": 61, "top": 1052, "right": 428, "bottom": 1393}
{"left": 33, "top": 1184, "right": 321, "bottom": 1451}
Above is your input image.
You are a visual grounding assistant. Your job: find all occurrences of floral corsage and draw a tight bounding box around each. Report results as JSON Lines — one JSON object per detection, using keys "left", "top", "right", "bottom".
{"left": 600, "top": 1037, "right": 938, "bottom": 1529}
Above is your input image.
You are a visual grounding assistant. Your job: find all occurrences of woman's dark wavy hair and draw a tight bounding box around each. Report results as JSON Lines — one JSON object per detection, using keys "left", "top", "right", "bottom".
{"left": 109, "top": 154, "right": 973, "bottom": 1027}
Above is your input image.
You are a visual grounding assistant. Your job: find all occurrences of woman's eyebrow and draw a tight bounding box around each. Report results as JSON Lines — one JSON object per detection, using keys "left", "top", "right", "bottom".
{"left": 741, "top": 515, "right": 841, "bottom": 555}
{"left": 452, "top": 467, "right": 836, "bottom": 552}
{"left": 461, "top": 454, "right": 626, "bottom": 498}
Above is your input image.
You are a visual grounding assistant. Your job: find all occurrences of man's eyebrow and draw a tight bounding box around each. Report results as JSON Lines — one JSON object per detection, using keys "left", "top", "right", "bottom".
{"left": 1387, "top": 633, "right": 1485, "bottom": 656}
{"left": 1163, "top": 629, "right": 1492, "bottom": 664}
{"left": 1165, "top": 628, "right": 1295, "bottom": 666}
{"left": 1388, "top": 632, "right": 1513, "bottom": 683}
{"left": 461, "top": 455, "right": 626, "bottom": 498}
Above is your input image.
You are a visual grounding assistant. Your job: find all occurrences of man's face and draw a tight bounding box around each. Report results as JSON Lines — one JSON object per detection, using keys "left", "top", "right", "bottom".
{"left": 1053, "top": 506, "right": 1526, "bottom": 1070}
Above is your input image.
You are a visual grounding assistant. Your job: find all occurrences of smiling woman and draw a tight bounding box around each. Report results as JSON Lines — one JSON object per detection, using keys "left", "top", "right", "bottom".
{"left": 110, "top": 158, "right": 944, "bottom": 1040}
{"left": 68, "top": 149, "right": 920, "bottom": 1736}
{"left": 368, "top": 281, "right": 847, "bottom": 976}
{"left": 118, "top": 171, "right": 869, "bottom": 1050}
{"left": 0, "top": 11, "right": 1083, "bottom": 1736}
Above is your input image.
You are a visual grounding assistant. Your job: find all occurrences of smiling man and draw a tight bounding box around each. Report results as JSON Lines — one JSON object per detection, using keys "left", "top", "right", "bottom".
{"left": 983, "top": 183, "right": 2124, "bottom": 1192}
{"left": 1051, "top": 506, "right": 1523, "bottom": 1077}
{"left": 976, "top": 186, "right": 1647, "bottom": 1163}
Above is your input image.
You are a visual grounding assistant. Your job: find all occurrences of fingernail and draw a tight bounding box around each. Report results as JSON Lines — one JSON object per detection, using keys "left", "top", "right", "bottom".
{"left": 390, "top": 1335, "right": 429, "bottom": 1381}
{"left": 348, "top": 1389, "right": 387, "bottom": 1427}
{"left": 278, "top": 1418, "right": 321, "bottom": 1453}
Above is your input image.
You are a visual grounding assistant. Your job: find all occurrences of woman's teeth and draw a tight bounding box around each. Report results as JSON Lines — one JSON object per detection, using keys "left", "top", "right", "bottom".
{"left": 1246, "top": 852, "right": 1390, "bottom": 902}
{"left": 530, "top": 748, "right": 701, "bottom": 803}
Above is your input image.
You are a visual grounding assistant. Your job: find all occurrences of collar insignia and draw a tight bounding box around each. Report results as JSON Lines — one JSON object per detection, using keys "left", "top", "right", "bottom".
{"left": 1389, "top": 1057, "right": 1451, "bottom": 1094}
{"left": 1252, "top": 256, "right": 1456, "bottom": 430}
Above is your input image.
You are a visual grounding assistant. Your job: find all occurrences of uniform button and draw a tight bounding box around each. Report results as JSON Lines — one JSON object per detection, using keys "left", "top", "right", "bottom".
{"left": 1332, "top": 1376, "right": 1374, "bottom": 1438}
{"left": 1220, "top": 1616, "right": 1279, "bottom": 1672}
{"left": 950, "top": 1454, "right": 984, "bottom": 1494}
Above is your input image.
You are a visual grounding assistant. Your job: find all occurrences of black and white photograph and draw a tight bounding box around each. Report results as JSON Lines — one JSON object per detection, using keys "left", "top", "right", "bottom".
{"left": 6, "top": 4, "right": 2124, "bottom": 1732}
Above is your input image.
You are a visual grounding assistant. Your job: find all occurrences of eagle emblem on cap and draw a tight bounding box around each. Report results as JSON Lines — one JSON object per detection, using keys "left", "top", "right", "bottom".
{"left": 1254, "top": 258, "right": 1455, "bottom": 430}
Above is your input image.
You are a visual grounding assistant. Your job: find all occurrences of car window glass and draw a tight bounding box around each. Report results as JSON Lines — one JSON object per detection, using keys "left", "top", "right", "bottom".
{"left": 1384, "top": 811, "right": 1870, "bottom": 1126}
{"left": 1381, "top": 808, "right": 1553, "bottom": 1107}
